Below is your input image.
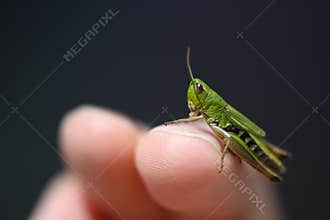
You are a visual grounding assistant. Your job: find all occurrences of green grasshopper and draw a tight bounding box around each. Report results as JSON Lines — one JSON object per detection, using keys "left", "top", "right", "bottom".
{"left": 166, "top": 48, "right": 291, "bottom": 182}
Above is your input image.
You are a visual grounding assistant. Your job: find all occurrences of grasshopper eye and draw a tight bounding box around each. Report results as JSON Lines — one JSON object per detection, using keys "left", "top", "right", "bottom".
{"left": 195, "top": 83, "right": 204, "bottom": 94}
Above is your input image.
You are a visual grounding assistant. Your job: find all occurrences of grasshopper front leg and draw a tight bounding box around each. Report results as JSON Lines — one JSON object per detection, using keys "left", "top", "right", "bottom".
{"left": 164, "top": 114, "right": 203, "bottom": 125}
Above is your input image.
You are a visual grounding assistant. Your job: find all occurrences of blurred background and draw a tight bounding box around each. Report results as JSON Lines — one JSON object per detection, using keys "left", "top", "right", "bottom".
{"left": 1, "top": 0, "right": 329, "bottom": 219}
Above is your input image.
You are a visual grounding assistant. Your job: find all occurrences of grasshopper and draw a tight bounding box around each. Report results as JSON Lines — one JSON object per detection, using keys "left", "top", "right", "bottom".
{"left": 165, "top": 48, "right": 291, "bottom": 182}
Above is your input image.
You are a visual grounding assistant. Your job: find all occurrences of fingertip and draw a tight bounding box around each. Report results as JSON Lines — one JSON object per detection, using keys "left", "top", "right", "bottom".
{"left": 59, "top": 106, "right": 165, "bottom": 219}
{"left": 29, "top": 172, "right": 101, "bottom": 220}
{"left": 136, "top": 121, "right": 245, "bottom": 215}
{"left": 59, "top": 105, "right": 138, "bottom": 179}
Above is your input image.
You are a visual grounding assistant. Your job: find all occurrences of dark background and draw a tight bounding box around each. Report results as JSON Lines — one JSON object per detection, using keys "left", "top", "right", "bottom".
{"left": 1, "top": 0, "right": 329, "bottom": 219}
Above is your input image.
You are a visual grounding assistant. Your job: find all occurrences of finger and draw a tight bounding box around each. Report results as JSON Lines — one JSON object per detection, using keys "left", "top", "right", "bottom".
{"left": 136, "top": 120, "right": 273, "bottom": 219}
{"left": 29, "top": 172, "right": 107, "bottom": 220}
{"left": 59, "top": 106, "right": 164, "bottom": 219}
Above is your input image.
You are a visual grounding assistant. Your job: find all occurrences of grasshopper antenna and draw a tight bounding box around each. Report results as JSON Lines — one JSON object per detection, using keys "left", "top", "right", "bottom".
{"left": 186, "top": 47, "right": 194, "bottom": 80}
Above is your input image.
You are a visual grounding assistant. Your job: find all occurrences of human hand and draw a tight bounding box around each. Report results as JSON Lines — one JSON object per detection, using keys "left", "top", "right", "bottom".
{"left": 30, "top": 106, "right": 284, "bottom": 220}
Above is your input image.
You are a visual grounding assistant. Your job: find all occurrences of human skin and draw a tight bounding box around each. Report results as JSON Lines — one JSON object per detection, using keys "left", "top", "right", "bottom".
{"left": 29, "top": 106, "right": 285, "bottom": 220}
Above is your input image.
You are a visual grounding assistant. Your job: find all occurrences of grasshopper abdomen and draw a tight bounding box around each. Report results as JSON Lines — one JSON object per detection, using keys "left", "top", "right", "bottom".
{"left": 223, "top": 125, "right": 285, "bottom": 174}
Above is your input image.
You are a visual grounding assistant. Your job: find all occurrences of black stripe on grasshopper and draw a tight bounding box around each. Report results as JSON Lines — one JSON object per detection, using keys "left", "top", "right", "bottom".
{"left": 224, "top": 125, "right": 281, "bottom": 174}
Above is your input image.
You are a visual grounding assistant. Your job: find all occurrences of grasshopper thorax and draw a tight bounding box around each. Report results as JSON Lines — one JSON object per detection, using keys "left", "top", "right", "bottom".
{"left": 187, "top": 78, "right": 211, "bottom": 112}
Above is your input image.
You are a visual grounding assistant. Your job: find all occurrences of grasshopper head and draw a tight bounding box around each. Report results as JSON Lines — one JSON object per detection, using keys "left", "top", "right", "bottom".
{"left": 187, "top": 78, "right": 210, "bottom": 112}
{"left": 184, "top": 47, "right": 211, "bottom": 113}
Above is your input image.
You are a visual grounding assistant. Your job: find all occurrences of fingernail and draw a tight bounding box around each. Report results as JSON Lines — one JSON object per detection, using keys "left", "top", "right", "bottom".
{"left": 151, "top": 124, "right": 221, "bottom": 152}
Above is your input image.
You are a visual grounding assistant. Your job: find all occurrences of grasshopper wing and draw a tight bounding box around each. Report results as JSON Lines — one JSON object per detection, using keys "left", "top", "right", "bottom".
{"left": 223, "top": 105, "right": 266, "bottom": 137}
{"left": 265, "top": 141, "right": 292, "bottom": 161}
